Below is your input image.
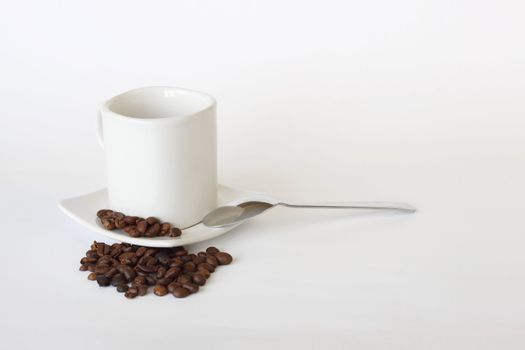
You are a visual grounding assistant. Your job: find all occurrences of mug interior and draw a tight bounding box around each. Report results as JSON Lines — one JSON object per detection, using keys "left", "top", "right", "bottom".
{"left": 106, "top": 87, "right": 215, "bottom": 119}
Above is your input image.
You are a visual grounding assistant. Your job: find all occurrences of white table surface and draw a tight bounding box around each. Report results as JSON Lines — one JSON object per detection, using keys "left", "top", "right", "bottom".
{"left": 1, "top": 1, "right": 524, "bottom": 349}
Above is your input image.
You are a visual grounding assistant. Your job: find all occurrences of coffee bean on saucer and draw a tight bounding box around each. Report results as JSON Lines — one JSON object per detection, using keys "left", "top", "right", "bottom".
{"left": 101, "top": 218, "right": 116, "bottom": 230}
{"left": 215, "top": 252, "right": 233, "bottom": 265}
{"left": 172, "top": 287, "right": 190, "bottom": 298}
{"left": 169, "top": 227, "right": 182, "bottom": 237}
{"left": 115, "top": 219, "right": 127, "bottom": 229}
{"left": 79, "top": 265, "right": 88, "bottom": 271}
{"left": 160, "top": 223, "right": 171, "bottom": 236}
{"left": 97, "top": 209, "right": 113, "bottom": 218}
{"left": 88, "top": 272, "right": 97, "bottom": 281}
{"left": 154, "top": 284, "right": 168, "bottom": 296}
{"left": 145, "top": 223, "right": 160, "bottom": 237}
{"left": 146, "top": 217, "right": 160, "bottom": 225}
{"left": 124, "top": 216, "right": 138, "bottom": 225}
{"left": 206, "top": 247, "right": 219, "bottom": 254}
{"left": 136, "top": 220, "right": 148, "bottom": 235}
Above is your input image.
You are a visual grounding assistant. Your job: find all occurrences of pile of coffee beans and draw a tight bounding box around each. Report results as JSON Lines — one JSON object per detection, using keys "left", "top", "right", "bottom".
{"left": 96, "top": 209, "right": 182, "bottom": 238}
{"left": 79, "top": 241, "right": 233, "bottom": 299}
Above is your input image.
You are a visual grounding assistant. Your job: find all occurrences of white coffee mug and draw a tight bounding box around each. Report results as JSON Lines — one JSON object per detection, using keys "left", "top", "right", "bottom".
{"left": 98, "top": 86, "right": 217, "bottom": 228}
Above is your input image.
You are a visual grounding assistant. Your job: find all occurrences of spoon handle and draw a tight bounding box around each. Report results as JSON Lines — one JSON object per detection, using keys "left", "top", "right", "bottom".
{"left": 278, "top": 201, "right": 416, "bottom": 213}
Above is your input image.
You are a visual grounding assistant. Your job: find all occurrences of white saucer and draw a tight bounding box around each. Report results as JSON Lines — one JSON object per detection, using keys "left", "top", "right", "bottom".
{"left": 58, "top": 185, "right": 278, "bottom": 247}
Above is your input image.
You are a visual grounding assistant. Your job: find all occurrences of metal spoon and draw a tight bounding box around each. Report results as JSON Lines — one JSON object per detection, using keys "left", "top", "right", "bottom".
{"left": 202, "top": 200, "right": 416, "bottom": 228}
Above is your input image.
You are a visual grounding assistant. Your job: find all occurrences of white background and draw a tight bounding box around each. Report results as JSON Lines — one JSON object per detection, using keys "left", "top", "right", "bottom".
{"left": 1, "top": 0, "right": 524, "bottom": 349}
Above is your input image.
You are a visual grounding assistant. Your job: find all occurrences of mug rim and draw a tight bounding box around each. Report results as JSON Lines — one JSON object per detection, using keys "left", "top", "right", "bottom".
{"left": 100, "top": 86, "right": 217, "bottom": 124}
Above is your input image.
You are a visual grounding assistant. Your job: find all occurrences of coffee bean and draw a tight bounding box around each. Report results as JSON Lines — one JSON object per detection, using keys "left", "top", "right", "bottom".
{"left": 206, "top": 247, "right": 219, "bottom": 254}
{"left": 172, "top": 287, "right": 190, "bottom": 298}
{"left": 215, "top": 252, "right": 233, "bottom": 265}
{"left": 206, "top": 256, "right": 218, "bottom": 267}
{"left": 154, "top": 285, "right": 168, "bottom": 296}
{"left": 96, "top": 275, "right": 111, "bottom": 287}
{"left": 164, "top": 266, "right": 180, "bottom": 279}
{"left": 193, "top": 256, "right": 206, "bottom": 265}
{"left": 136, "top": 220, "right": 148, "bottom": 234}
{"left": 124, "top": 216, "right": 138, "bottom": 225}
{"left": 122, "top": 266, "right": 136, "bottom": 281}
{"left": 174, "top": 249, "right": 188, "bottom": 257}
{"left": 125, "top": 287, "right": 138, "bottom": 299}
{"left": 97, "top": 209, "right": 113, "bottom": 218}
{"left": 123, "top": 226, "right": 141, "bottom": 237}
{"left": 160, "top": 223, "right": 171, "bottom": 236}
{"left": 183, "top": 262, "right": 196, "bottom": 273}
{"left": 81, "top": 239, "right": 232, "bottom": 300}
{"left": 145, "top": 223, "right": 160, "bottom": 237}
{"left": 86, "top": 250, "right": 98, "bottom": 258}
{"left": 192, "top": 273, "right": 206, "bottom": 286}
{"left": 182, "top": 283, "right": 199, "bottom": 294}
{"left": 95, "top": 265, "right": 110, "bottom": 274}
{"left": 117, "top": 284, "right": 129, "bottom": 293}
{"left": 198, "top": 263, "right": 215, "bottom": 273}
{"left": 113, "top": 212, "right": 125, "bottom": 220}
{"left": 119, "top": 252, "right": 137, "bottom": 265}
{"left": 136, "top": 246, "right": 147, "bottom": 257}
{"left": 146, "top": 217, "right": 160, "bottom": 225}
{"left": 81, "top": 257, "right": 97, "bottom": 265}
{"left": 156, "top": 267, "right": 166, "bottom": 279}
{"left": 145, "top": 275, "right": 157, "bottom": 286}
{"left": 167, "top": 282, "right": 182, "bottom": 293}
{"left": 137, "top": 263, "right": 157, "bottom": 273}
{"left": 177, "top": 274, "right": 192, "bottom": 284}
{"left": 115, "top": 219, "right": 127, "bottom": 229}
{"left": 197, "top": 268, "right": 211, "bottom": 279}
{"left": 132, "top": 276, "right": 147, "bottom": 286}
{"left": 143, "top": 248, "right": 157, "bottom": 258}
{"left": 105, "top": 267, "right": 118, "bottom": 278}
{"left": 101, "top": 218, "right": 116, "bottom": 230}
{"left": 111, "top": 274, "right": 127, "bottom": 287}
{"left": 138, "top": 285, "right": 148, "bottom": 296}
{"left": 170, "top": 227, "right": 182, "bottom": 237}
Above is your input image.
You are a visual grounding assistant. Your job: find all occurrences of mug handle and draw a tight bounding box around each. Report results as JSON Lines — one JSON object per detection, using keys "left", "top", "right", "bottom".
{"left": 97, "top": 111, "right": 104, "bottom": 149}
